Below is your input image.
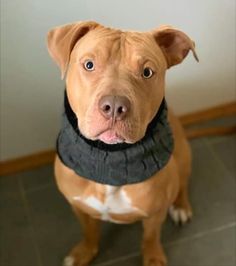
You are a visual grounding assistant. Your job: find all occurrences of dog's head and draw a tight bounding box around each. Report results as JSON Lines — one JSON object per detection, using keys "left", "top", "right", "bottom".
{"left": 47, "top": 21, "right": 198, "bottom": 144}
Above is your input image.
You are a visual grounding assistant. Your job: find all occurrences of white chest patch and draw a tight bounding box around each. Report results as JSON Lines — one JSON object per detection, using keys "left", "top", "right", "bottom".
{"left": 73, "top": 185, "right": 143, "bottom": 223}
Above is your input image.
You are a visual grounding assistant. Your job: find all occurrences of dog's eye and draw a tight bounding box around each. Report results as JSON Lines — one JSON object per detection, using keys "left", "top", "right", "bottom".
{"left": 84, "top": 60, "right": 95, "bottom": 71}
{"left": 142, "top": 67, "right": 153, "bottom": 79}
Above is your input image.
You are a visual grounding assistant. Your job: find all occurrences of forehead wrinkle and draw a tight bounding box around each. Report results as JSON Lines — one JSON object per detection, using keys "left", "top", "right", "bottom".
{"left": 123, "top": 32, "right": 166, "bottom": 70}
{"left": 92, "top": 28, "right": 122, "bottom": 57}
{"left": 74, "top": 28, "right": 122, "bottom": 62}
{"left": 98, "top": 39, "right": 122, "bottom": 64}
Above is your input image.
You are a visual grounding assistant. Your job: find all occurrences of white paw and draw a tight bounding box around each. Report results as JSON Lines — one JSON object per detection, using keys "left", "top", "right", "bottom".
{"left": 169, "top": 205, "right": 192, "bottom": 225}
{"left": 63, "top": 256, "right": 74, "bottom": 266}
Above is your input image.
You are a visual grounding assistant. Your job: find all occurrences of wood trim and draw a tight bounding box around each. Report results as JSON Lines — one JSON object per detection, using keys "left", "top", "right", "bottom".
{"left": 0, "top": 150, "right": 56, "bottom": 176}
{"left": 185, "top": 125, "right": 236, "bottom": 139}
{"left": 180, "top": 101, "right": 236, "bottom": 126}
{"left": 0, "top": 101, "right": 235, "bottom": 176}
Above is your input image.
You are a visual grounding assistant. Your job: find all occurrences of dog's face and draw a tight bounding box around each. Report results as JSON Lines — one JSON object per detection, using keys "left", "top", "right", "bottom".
{"left": 66, "top": 27, "right": 167, "bottom": 144}
{"left": 47, "top": 21, "right": 198, "bottom": 144}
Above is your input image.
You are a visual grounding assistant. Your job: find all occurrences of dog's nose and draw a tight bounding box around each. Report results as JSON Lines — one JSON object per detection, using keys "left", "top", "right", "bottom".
{"left": 99, "top": 95, "right": 131, "bottom": 120}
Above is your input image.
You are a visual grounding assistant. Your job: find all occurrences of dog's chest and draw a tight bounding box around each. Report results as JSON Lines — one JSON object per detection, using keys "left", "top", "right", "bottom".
{"left": 73, "top": 185, "right": 146, "bottom": 223}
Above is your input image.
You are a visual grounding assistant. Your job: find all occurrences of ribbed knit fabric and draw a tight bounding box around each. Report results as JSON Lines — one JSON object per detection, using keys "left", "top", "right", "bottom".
{"left": 56, "top": 92, "right": 174, "bottom": 186}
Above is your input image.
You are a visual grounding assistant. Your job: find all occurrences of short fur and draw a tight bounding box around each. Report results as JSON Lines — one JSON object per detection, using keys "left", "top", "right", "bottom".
{"left": 47, "top": 21, "right": 198, "bottom": 266}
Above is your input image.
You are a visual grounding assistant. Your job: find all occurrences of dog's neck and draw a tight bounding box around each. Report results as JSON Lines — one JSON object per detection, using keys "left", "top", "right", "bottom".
{"left": 56, "top": 91, "right": 174, "bottom": 186}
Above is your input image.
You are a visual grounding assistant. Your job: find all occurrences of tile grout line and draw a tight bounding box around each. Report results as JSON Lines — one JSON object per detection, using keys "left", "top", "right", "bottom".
{"left": 0, "top": 228, "right": 4, "bottom": 266}
{"left": 18, "top": 177, "right": 43, "bottom": 266}
{"left": 164, "top": 221, "right": 236, "bottom": 248}
{"left": 93, "top": 221, "right": 236, "bottom": 266}
{"left": 93, "top": 251, "right": 139, "bottom": 266}
{"left": 25, "top": 182, "right": 54, "bottom": 194}
{"left": 202, "top": 137, "right": 235, "bottom": 178}
{"left": 203, "top": 133, "right": 235, "bottom": 145}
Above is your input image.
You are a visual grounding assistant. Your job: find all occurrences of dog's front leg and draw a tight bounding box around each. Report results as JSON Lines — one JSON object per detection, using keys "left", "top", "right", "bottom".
{"left": 64, "top": 207, "right": 101, "bottom": 266}
{"left": 142, "top": 209, "right": 168, "bottom": 266}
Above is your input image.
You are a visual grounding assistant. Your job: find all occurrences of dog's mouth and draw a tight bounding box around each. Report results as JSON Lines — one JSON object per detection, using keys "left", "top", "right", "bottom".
{"left": 97, "top": 129, "right": 125, "bottom": 144}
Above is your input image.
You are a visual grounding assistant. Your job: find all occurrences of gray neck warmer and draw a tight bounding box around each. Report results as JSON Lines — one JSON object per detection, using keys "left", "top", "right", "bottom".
{"left": 56, "top": 92, "right": 174, "bottom": 186}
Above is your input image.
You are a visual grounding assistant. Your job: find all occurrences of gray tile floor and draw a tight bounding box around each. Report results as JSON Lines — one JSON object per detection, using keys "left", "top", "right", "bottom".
{"left": 0, "top": 135, "right": 235, "bottom": 266}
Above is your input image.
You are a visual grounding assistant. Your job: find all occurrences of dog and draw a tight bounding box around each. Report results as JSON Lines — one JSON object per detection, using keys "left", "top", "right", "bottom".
{"left": 47, "top": 21, "right": 198, "bottom": 266}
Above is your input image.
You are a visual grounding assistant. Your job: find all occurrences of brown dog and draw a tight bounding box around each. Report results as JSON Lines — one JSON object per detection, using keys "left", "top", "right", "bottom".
{"left": 47, "top": 21, "right": 198, "bottom": 266}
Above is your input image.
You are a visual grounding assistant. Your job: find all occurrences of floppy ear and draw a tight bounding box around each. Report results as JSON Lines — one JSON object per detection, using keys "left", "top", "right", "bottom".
{"left": 152, "top": 25, "right": 199, "bottom": 68}
{"left": 47, "top": 21, "right": 100, "bottom": 79}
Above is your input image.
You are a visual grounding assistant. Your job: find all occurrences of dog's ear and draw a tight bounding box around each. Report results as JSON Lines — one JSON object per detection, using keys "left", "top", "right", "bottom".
{"left": 47, "top": 21, "right": 100, "bottom": 79}
{"left": 152, "top": 25, "right": 199, "bottom": 68}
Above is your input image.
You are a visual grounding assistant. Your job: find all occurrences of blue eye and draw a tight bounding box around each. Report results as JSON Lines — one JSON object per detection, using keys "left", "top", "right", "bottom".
{"left": 84, "top": 60, "right": 95, "bottom": 71}
{"left": 142, "top": 67, "right": 153, "bottom": 79}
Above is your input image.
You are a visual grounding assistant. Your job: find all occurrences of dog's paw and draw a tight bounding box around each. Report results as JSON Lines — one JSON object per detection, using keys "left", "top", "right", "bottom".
{"left": 169, "top": 205, "right": 192, "bottom": 225}
{"left": 143, "top": 243, "right": 167, "bottom": 266}
{"left": 144, "top": 258, "right": 166, "bottom": 266}
{"left": 143, "top": 254, "right": 167, "bottom": 266}
{"left": 63, "top": 256, "right": 74, "bottom": 266}
{"left": 63, "top": 241, "right": 98, "bottom": 266}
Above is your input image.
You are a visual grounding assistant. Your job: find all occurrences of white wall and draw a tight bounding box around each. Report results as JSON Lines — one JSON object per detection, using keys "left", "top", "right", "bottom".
{"left": 0, "top": 0, "right": 89, "bottom": 160}
{"left": 1, "top": 0, "right": 235, "bottom": 160}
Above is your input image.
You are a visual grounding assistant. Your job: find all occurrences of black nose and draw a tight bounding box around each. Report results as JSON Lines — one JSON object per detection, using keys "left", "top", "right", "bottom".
{"left": 99, "top": 95, "right": 131, "bottom": 120}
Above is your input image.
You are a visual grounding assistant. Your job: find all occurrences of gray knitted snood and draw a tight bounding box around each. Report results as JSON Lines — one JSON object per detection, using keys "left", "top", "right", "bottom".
{"left": 56, "top": 92, "right": 174, "bottom": 186}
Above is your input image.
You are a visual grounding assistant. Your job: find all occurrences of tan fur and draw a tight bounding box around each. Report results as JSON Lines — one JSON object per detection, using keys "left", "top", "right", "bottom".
{"left": 48, "top": 21, "right": 198, "bottom": 266}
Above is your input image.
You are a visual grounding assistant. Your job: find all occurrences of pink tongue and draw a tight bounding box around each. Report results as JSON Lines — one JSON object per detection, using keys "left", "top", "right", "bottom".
{"left": 99, "top": 130, "right": 123, "bottom": 144}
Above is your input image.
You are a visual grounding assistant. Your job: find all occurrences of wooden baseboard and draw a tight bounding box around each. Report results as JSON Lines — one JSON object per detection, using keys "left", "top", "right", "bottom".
{"left": 180, "top": 101, "right": 236, "bottom": 126}
{"left": 0, "top": 150, "right": 56, "bottom": 176}
{"left": 1, "top": 101, "right": 235, "bottom": 176}
{"left": 185, "top": 125, "right": 236, "bottom": 139}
